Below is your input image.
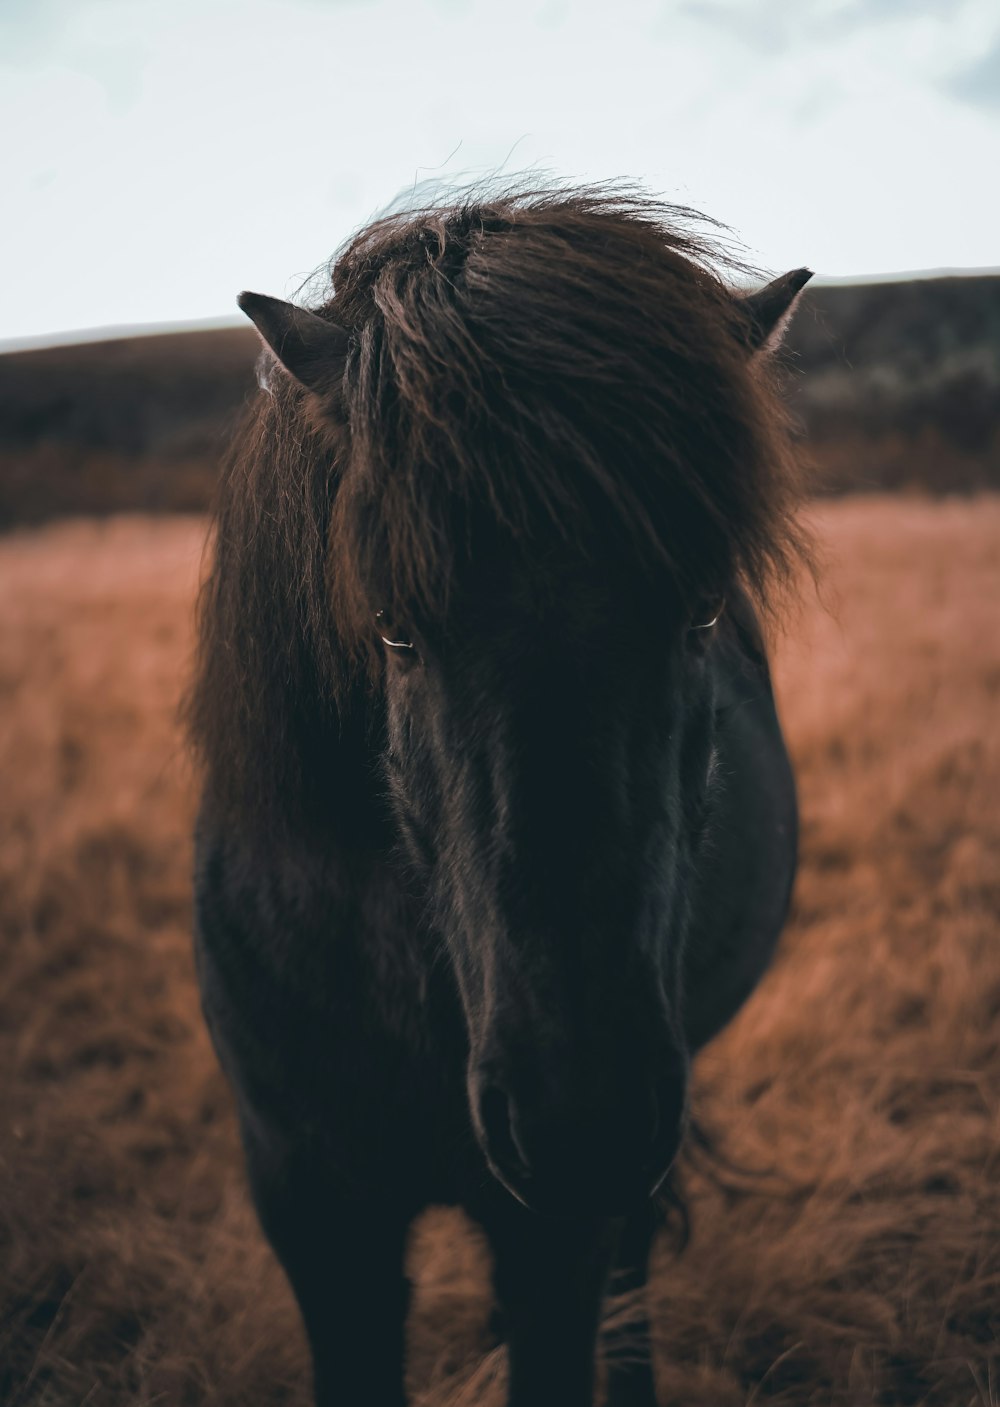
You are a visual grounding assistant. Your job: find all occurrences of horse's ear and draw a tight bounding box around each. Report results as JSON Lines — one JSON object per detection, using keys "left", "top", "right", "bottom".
{"left": 237, "top": 291, "right": 349, "bottom": 393}
{"left": 740, "top": 268, "right": 813, "bottom": 353}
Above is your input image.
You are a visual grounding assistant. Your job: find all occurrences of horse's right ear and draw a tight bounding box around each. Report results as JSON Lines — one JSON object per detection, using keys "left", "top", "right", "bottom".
{"left": 739, "top": 268, "right": 813, "bottom": 354}
{"left": 237, "top": 291, "right": 349, "bottom": 394}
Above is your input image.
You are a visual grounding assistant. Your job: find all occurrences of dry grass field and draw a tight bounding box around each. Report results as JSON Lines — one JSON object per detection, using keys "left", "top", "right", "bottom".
{"left": 0, "top": 498, "right": 998, "bottom": 1406}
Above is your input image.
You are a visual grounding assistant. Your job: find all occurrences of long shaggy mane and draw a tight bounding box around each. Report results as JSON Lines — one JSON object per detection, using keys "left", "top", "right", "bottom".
{"left": 187, "top": 181, "right": 811, "bottom": 831}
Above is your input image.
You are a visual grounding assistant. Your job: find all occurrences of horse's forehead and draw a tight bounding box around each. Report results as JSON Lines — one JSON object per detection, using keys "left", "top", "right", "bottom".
{"left": 417, "top": 560, "right": 684, "bottom": 681}
{"left": 453, "top": 543, "right": 678, "bottom": 623}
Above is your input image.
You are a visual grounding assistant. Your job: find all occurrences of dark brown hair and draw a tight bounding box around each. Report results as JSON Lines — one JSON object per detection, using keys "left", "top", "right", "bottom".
{"left": 187, "top": 183, "right": 810, "bottom": 829}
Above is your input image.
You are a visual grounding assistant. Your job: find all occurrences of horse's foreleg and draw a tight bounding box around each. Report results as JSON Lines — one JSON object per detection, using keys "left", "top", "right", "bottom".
{"left": 240, "top": 1114, "right": 411, "bottom": 1407}
{"left": 604, "top": 1200, "right": 659, "bottom": 1407}
{"left": 482, "top": 1200, "right": 616, "bottom": 1407}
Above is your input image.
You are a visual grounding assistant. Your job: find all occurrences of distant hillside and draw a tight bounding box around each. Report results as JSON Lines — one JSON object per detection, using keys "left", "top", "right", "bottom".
{"left": 0, "top": 327, "right": 257, "bottom": 524}
{"left": 1, "top": 274, "right": 997, "bottom": 525}
{"left": 786, "top": 274, "right": 1000, "bottom": 493}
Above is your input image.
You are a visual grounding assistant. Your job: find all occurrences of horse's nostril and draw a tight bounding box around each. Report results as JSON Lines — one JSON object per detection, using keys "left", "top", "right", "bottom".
{"left": 648, "top": 1087, "right": 661, "bottom": 1146}
{"left": 478, "top": 1084, "right": 528, "bottom": 1175}
{"left": 657, "top": 1076, "right": 687, "bottom": 1133}
{"left": 648, "top": 1076, "right": 687, "bottom": 1175}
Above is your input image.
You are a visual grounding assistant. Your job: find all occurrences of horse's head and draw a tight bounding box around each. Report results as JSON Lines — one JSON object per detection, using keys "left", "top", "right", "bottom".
{"left": 372, "top": 551, "right": 717, "bottom": 1216}
{"left": 234, "top": 190, "right": 810, "bottom": 1216}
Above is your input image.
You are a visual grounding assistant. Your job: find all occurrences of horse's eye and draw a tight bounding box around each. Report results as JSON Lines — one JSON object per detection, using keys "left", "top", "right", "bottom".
{"left": 689, "top": 598, "right": 725, "bottom": 634}
{"left": 375, "top": 610, "right": 415, "bottom": 653}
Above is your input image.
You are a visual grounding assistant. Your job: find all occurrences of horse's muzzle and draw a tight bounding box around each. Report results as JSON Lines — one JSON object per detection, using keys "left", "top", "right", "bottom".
{"left": 471, "top": 1060, "right": 688, "bottom": 1217}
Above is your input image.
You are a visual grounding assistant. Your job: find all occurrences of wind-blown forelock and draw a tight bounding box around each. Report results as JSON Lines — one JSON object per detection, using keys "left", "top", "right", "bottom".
{"left": 187, "top": 182, "right": 811, "bottom": 830}
{"left": 322, "top": 184, "right": 808, "bottom": 648}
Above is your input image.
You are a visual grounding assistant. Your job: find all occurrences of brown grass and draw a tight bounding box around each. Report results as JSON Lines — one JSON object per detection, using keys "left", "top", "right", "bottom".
{"left": 0, "top": 499, "right": 998, "bottom": 1406}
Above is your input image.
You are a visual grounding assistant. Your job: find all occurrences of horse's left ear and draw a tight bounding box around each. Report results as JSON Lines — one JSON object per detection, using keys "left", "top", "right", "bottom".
{"left": 739, "top": 268, "right": 813, "bottom": 353}
{"left": 237, "top": 291, "right": 349, "bottom": 394}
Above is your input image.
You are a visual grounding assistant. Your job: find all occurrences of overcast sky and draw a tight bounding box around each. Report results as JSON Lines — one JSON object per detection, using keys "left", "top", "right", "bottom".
{"left": 2, "top": 0, "right": 998, "bottom": 344}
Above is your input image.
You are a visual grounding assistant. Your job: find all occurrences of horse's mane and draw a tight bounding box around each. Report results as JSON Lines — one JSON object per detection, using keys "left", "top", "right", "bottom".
{"left": 186, "top": 182, "right": 811, "bottom": 833}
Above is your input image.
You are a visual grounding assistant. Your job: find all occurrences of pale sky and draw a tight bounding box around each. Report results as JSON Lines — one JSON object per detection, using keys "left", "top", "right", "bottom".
{"left": 2, "top": 0, "right": 998, "bottom": 345}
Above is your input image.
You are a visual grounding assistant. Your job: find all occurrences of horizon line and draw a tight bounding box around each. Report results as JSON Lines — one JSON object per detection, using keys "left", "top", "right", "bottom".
{"left": 2, "top": 264, "right": 998, "bottom": 356}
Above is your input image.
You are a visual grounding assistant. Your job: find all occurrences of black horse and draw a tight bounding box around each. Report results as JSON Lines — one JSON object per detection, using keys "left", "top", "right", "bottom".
{"left": 188, "top": 186, "right": 812, "bottom": 1407}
